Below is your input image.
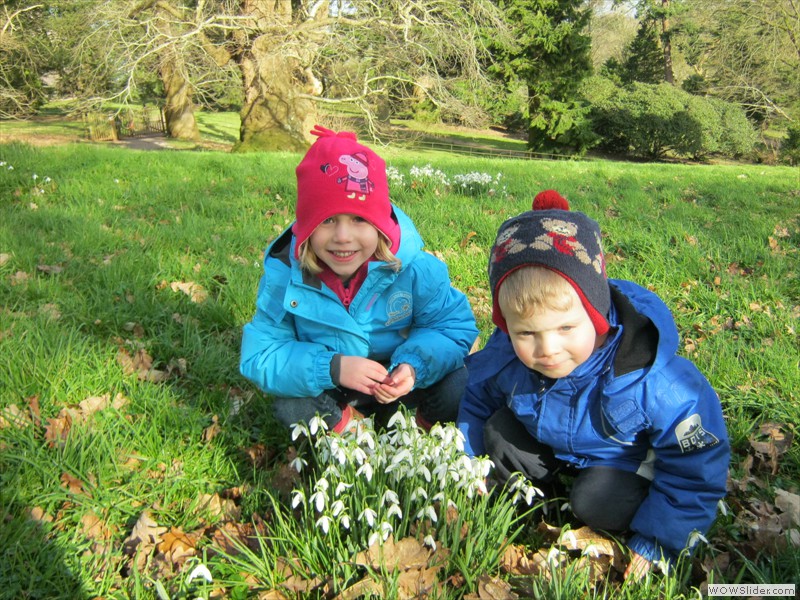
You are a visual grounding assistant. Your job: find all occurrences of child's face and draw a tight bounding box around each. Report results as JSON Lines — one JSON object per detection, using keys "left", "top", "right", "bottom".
{"left": 504, "top": 286, "right": 606, "bottom": 379}
{"left": 309, "top": 214, "right": 379, "bottom": 281}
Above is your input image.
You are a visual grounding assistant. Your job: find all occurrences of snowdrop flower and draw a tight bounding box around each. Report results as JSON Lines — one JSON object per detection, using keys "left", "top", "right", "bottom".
{"left": 7, "top": 165, "right": 13, "bottom": 170}
{"left": 291, "top": 490, "right": 306, "bottom": 509}
{"left": 582, "top": 544, "right": 601, "bottom": 558}
{"left": 328, "top": 438, "right": 347, "bottom": 464}
{"left": 470, "top": 457, "right": 493, "bottom": 479}
{"left": 0, "top": 161, "right": 5, "bottom": 166}
{"left": 386, "top": 503, "right": 403, "bottom": 520}
{"left": 351, "top": 447, "right": 367, "bottom": 465}
{"left": 186, "top": 563, "right": 213, "bottom": 584}
{"left": 416, "top": 505, "right": 438, "bottom": 523}
{"left": 290, "top": 455, "right": 308, "bottom": 472}
{"left": 717, "top": 499, "right": 729, "bottom": 516}
{"left": 387, "top": 411, "right": 407, "bottom": 429}
{"left": 309, "top": 489, "right": 327, "bottom": 513}
{"left": 687, "top": 530, "right": 708, "bottom": 549}
{"left": 316, "top": 515, "right": 332, "bottom": 535}
{"left": 390, "top": 448, "right": 411, "bottom": 467}
{"left": 44, "top": 176, "right": 51, "bottom": 183}
{"left": 309, "top": 415, "right": 328, "bottom": 436}
{"left": 379, "top": 521, "right": 393, "bottom": 541}
{"left": 653, "top": 559, "right": 671, "bottom": 576}
{"left": 334, "top": 482, "right": 352, "bottom": 497}
{"left": 32, "top": 173, "right": 38, "bottom": 180}
{"left": 559, "top": 530, "right": 578, "bottom": 550}
{"left": 356, "top": 462, "right": 374, "bottom": 482}
{"left": 415, "top": 464, "right": 432, "bottom": 482}
{"left": 423, "top": 535, "right": 436, "bottom": 551}
{"left": 410, "top": 487, "right": 428, "bottom": 502}
{"left": 471, "top": 478, "right": 488, "bottom": 497}
{"left": 340, "top": 514, "right": 351, "bottom": 530}
{"left": 368, "top": 531, "right": 380, "bottom": 547}
{"left": 432, "top": 462, "right": 449, "bottom": 482}
{"left": 381, "top": 489, "right": 400, "bottom": 506}
{"left": 330, "top": 500, "right": 345, "bottom": 517}
{"left": 357, "top": 428, "right": 376, "bottom": 450}
{"left": 360, "top": 507, "right": 377, "bottom": 527}
{"left": 291, "top": 422, "right": 309, "bottom": 441}
{"left": 547, "top": 546, "right": 563, "bottom": 565}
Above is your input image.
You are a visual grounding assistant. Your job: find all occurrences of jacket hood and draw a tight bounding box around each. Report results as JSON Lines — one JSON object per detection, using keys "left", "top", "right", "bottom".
{"left": 606, "top": 279, "right": 679, "bottom": 378}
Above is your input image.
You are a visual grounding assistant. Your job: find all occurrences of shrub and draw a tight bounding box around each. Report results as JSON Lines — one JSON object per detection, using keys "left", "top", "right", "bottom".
{"left": 711, "top": 97, "right": 758, "bottom": 158}
{"left": 582, "top": 76, "right": 757, "bottom": 160}
{"left": 779, "top": 121, "right": 800, "bottom": 166}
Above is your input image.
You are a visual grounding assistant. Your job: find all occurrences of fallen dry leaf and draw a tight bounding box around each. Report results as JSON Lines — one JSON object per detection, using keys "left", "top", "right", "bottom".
{"left": 81, "top": 512, "right": 114, "bottom": 541}
{"left": 123, "top": 511, "right": 168, "bottom": 558}
{"left": 464, "top": 575, "right": 518, "bottom": 600}
{"left": 116, "top": 347, "right": 169, "bottom": 382}
{"left": 61, "top": 472, "right": 91, "bottom": 496}
{"left": 202, "top": 415, "right": 222, "bottom": 443}
{"left": 749, "top": 421, "right": 794, "bottom": 475}
{"left": 169, "top": 280, "right": 208, "bottom": 303}
{"left": 355, "top": 536, "right": 432, "bottom": 571}
{"left": 0, "top": 404, "right": 31, "bottom": 429}
{"left": 36, "top": 263, "right": 63, "bottom": 274}
{"left": 774, "top": 489, "right": 800, "bottom": 527}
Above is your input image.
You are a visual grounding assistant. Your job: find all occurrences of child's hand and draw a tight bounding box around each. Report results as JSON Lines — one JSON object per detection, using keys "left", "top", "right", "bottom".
{"left": 338, "top": 356, "right": 389, "bottom": 395}
{"left": 624, "top": 551, "right": 652, "bottom": 581}
{"left": 373, "top": 363, "right": 416, "bottom": 404}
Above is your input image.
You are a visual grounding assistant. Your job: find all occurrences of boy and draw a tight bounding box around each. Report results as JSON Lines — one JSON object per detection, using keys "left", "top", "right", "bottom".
{"left": 457, "top": 190, "right": 730, "bottom": 579}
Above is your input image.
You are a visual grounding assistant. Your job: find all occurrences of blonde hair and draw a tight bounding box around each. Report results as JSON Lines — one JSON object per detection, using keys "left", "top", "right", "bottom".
{"left": 497, "top": 266, "right": 575, "bottom": 320}
{"left": 298, "top": 233, "right": 401, "bottom": 275}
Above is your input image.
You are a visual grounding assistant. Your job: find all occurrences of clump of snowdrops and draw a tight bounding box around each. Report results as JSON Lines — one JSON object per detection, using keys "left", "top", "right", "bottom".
{"left": 232, "top": 409, "right": 543, "bottom": 594}
{"left": 387, "top": 164, "right": 508, "bottom": 198}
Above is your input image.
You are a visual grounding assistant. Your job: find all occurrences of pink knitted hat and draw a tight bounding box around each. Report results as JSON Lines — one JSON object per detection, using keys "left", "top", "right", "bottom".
{"left": 293, "top": 125, "right": 399, "bottom": 258}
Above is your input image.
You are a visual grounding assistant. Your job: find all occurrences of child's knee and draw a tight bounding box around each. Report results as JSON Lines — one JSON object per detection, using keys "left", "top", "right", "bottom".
{"left": 569, "top": 467, "right": 650, "bottom": 532}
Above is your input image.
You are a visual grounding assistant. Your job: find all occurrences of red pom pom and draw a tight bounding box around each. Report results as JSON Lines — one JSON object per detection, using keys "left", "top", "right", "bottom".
{"left": 533, "top": 190, "right": 569, "bottom": 211}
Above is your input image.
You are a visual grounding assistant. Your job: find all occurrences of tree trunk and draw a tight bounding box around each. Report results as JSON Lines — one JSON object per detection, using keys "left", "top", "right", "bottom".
{"left": 236, "top": 49, "right": 316, "bottom": 152}
{"left": 233, "top": 0, "right": 319, "bottom": 152}
{"left": 161, "top": 48, "right": 200, "bottom": 141}
{"left": 661, "top": 0, "right": 675, "bottom": 84}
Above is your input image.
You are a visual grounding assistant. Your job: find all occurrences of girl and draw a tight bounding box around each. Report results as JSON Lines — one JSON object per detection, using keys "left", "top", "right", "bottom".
{"left": 240, "top": 125, "right": 478, "bottom": 433}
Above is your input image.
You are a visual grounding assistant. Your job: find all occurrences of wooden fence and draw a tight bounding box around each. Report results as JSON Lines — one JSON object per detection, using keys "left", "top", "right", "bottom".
{"left": 84, "top": 106, "right": 166, "bottom": 142}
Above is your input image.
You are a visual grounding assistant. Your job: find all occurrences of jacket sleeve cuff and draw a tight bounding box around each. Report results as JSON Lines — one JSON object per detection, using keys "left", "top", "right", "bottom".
{"left": 314, "top": 351, "right": 337, "bottom": 391}
{"left": 389, "top": 354, "right": 426, "bottom": 388}
{"left": 626, "top": 534, "right": 665, "bottom": 563}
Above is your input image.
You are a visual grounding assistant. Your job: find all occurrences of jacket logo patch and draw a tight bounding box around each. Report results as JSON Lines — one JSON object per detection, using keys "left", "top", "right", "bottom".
{"left": 385, "top": 292, "right": 412, "bottom": 325}
{"left": 675, "top": 414, "right": 719, "bottom": 453}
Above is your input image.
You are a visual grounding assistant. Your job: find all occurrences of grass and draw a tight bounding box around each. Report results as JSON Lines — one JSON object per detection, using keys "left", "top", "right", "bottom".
{"left": 1, "top": 139, "right": 799, "bottom": 599}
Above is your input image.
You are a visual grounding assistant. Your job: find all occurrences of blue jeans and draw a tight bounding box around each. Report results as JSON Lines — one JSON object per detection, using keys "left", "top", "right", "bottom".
{"left": 271, "top": 366, "right": 468, "bottom": 430}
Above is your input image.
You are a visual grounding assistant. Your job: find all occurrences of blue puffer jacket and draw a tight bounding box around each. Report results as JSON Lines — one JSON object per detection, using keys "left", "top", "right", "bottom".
{"left": 457, "top": 279, "right": 730, "bottom": 562}
{"left": 240, "top": 205, "right": 478, "bottom": 398}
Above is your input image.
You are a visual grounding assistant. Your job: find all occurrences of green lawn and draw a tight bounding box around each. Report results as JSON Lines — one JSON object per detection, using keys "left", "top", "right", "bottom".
{"left": 1, "top": 140, "right": 798, "bottom": 599}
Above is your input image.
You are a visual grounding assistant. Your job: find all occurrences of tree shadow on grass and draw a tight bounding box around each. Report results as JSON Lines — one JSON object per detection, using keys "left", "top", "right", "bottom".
{"left": 0, "top": 499, "right": 88, "bottom": 600}
{"left": 0, "top": 144, "right": 296, "bottom": 595}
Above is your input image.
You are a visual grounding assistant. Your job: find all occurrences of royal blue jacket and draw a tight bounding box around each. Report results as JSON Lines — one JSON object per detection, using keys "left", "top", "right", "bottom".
{"left": 457, "top": 279, "right": 729, "bottom": 562}
{"left": 240, "top": 206, "right": 478, "bottom": 398}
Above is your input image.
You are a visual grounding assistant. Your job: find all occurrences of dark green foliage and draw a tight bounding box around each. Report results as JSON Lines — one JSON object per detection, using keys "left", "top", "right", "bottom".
{"left": 604, "top": 20, "right": 664, "bottom": 85}
{"left": 490, "top": 0, "right": 593, "bottom": 154}
{"left": 780, "top": 122, "right": 800, "bottom": 166}
{"left": 582, "top": 76, "right": 757, "bottom": 159}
